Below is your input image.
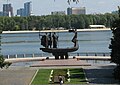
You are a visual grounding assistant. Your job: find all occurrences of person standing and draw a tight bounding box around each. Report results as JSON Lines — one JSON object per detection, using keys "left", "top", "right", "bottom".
{"left": 48, "top": 32, "right": 52, "bottom": 48}
{"left": 41, "top": 32, "right": 48, "bottom": 48}
{"left": 52, "top": 32, "right": 58, "bottom": 48}
{"left": 41, "top": 33, "right": 48, "bottom": 48}
{"left": 45, "top": 33, "right": 49, "bottom": 48}
{"left": 72, "top": 30, "right": 77, "bottom": 47}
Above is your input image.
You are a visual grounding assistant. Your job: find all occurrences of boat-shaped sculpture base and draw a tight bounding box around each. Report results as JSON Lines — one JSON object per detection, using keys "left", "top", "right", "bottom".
{"left": 40, "top": 43, "right": 79, "bottom": 59}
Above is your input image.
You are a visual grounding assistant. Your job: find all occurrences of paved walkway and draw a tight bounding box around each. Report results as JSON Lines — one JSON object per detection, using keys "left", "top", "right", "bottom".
{"left": 0, "top": 68, "right": 36, "bottom": 85}
{"left": 30, "top": 59, "right": 91, "bottom": 67}
{"left": 83, "top": 64, "right": 120, "bottom": 85}
{"left": 0, "top": 59, "right": 120, "bottom": 85}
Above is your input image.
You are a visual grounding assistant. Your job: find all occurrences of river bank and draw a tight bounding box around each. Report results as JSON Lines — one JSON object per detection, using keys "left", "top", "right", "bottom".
{"left": 2, "top": 28, "right": 111, "bottom": 34}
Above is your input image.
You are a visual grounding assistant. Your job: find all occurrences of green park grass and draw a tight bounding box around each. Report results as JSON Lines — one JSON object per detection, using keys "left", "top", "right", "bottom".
{"left": 66, "top": 68, "right": 87, "bottom": 84}
{"left": 32, "top": 68, "right": 87, "bottom": 84}
{"left": 32, "top": 69, "right": 51, "bottom": 84}
{"left": 53, "top": 69, "right": 67, "bottom": 76}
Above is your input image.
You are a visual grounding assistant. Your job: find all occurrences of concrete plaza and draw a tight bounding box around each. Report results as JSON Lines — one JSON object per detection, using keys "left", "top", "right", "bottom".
{"left": 0, "top": 59, "right": 120, "bottom": 85}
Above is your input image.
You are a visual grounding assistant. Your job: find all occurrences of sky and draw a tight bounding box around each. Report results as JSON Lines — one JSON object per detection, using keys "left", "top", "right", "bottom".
{"left": 0, "top": 0, "right": 120, "bottom": 16}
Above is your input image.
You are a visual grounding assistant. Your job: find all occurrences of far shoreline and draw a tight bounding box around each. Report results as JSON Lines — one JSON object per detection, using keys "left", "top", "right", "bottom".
{"left": 2, "top": 28, "right": 111, "bottom": 34}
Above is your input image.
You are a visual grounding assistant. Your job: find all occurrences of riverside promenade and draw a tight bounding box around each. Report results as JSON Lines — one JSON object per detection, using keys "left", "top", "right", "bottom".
{"left": 5, "top": 56, "right": 111, "bottom": 63}
{"left": 0, "top": 56, "right": 119, "bottom": 85}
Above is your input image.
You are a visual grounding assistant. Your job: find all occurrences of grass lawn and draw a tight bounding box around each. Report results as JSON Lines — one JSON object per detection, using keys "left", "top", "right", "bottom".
{"left": 66, "top": 68, "right": 87, "bottom": 84}
{"left": 32, "top": 69, "right": 51, "bottom": 84}
{"left": 32, "top": 68, "right": 87, "bottom": 84}
{"left": 53, "top": 69, "right": 67, "bottom": 76}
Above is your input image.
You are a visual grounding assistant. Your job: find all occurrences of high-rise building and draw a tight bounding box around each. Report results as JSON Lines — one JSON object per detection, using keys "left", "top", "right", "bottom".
{"left": 0, "top": 11, "right": 3, "bottom": 16}
{"left": 17, "top": 1, "right": 32, "bottom": 17}
{"left": 17, "top": 8, "right": 25, "bottom": 16}
{"left": 24, "top": 1, "right": 32, "bottom": 16}
{"left": 67, "top": 7, "right": 86, "bottom": 15}
{"left": 3, "top": 3, "right": 13, "bottom": 17}
{"left": 67, "top": 7, "right": 72, "bottom": 15}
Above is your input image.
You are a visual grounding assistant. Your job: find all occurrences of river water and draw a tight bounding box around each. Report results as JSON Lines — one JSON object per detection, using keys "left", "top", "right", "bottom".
{"left": 1, "top": 30, "right": 112, "bottom": 56}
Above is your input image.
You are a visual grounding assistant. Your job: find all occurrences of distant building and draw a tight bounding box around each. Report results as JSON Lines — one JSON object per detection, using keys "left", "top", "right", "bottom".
{"left": 3, "top": 3, "right": 13, "bottom": 17}
{"left": 24, "top": 1, "right": 32, "bottom": 16}
{"left": 112, "top": 11, "right": 118, "bottom": 14}
{"left": 17, "top": 8, "right": 25, "bottom": 16}
{"left": 67, "top": 7, "right": 86, "bottom": 15}
{"left": 51, "top": 11, "right": 66, "bottom": 15}
{"left": 67, "top": 8, "right": 72, "bottom": 15}
{"left": 17, "top": 1, "right": 32, "bottom": 17}
{"left": 0, "top": 11, "right": 3, "bottom": 16}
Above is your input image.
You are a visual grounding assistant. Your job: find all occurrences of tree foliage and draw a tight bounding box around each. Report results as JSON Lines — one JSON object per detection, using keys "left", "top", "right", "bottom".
{"left": 109, "top": 7, "right": 120, "bottom": 81}
{"left": 0, "top": 14, "right": 118, "bottom": 31}
{"left": 0, "top": 55, "right": 12, "bottom": 69}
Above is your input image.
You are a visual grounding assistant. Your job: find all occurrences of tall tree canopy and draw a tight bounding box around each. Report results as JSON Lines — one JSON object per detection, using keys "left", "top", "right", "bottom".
{"left": 109, "top": 6, "right": 120, "bottom": 81}
{"left": 0, "top": 14, "right": 118, "bottom": 31}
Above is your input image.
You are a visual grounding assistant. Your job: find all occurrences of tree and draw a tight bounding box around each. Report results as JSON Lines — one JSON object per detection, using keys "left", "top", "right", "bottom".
{"left": 105, "top": 13, "right": 115, "bottom": 28}
{"left": 78, "top": 15, "right": 85, "bottom": 29}
{"left": 109, "top": 6, "right": 120, "bottom": 81}
{"left": 83, "top": 15, "right": 90, "bottom": 28}
{"left": 0, "top": 14, "right": 118, "bottom": 31}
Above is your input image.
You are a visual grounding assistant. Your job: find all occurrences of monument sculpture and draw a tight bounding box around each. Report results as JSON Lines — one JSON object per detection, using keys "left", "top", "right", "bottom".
{"left": 40, "top": 29, "right": 79, "bottom": 59}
